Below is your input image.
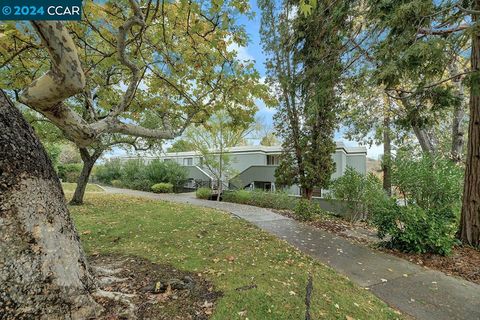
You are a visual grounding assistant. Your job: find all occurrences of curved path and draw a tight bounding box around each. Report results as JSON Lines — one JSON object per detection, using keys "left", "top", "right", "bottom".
{"left": 104, "top": 187, "right": 480, "bottom": 320}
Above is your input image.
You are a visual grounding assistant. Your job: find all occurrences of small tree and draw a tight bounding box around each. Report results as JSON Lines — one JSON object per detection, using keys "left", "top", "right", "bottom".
{"left": 185, "top": 111, "right": 257, "bottom": 200}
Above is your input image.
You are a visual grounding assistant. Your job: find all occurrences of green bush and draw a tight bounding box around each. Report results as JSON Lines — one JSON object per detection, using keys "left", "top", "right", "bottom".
{"left": 121, "top": 159, "right": 148, "bottom": 187}
{"left": 95, "top": 159, "right": 122, "bottom": 184}
{"left": 145, "top": 160, "right": 167, "bottom": 182}
{"left": 223, "top": 190, "right": 296, "bottom": 210}
{"left": 223, "top": 189, "right": 252, "bottom": 204}
{"left": 371, "top": 198, "right": 458, "bottom": 255}
{"left": 371, "top": 153, "right": 463, "bottom": 255}
{"left": 111, "top": 180, "right": 124, "bottom": 188}
{"left": 196, "top": 187, "right": 212, "bottom": 199}
{"left": 95, "top": 158, "right": 188, "bottom": 192}
{"left": 328, "top": 167, "right": 387, "bottom": 221}
{"left": 129, "top": 179, "right": 153, "bottom": 192}
{"left": 162, "top": 161, "right": 188, "bottom": 191}
{"left": 391, "top": 152, "right": 463, "bottom": 212}
{"left": 294, "top": 199, "right": 324, "bottom": 221}
{"left": 58, "top": 163, "right": 83, "bottom": 183}
{"left": 151, "top": 183, "right": 174, "bottom": 193}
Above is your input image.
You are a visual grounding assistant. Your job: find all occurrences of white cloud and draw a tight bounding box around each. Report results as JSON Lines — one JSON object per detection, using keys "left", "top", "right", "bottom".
{"left": 228, "top": 42, "right": 254, "bottom": 62}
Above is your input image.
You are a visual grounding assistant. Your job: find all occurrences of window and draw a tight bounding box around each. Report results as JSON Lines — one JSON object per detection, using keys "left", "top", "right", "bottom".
{"left": 267, "top": 154, "right": 280, "bottom": 165}
{"left": 163, "top": 158, "right": 171, "bottom": 162}
{"left": 183, "top": 158, "right": 193, "bottom": 166}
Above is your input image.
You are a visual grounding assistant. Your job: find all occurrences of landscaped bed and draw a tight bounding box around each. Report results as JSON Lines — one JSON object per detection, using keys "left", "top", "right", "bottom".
{"left": 69, "top": 192, "right": 403, "bottom": 319}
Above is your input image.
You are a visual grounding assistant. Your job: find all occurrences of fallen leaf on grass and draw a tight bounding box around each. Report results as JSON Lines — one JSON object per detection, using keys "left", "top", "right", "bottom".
{"left": 238, "top": 310, "right": 247, "bottom": 316}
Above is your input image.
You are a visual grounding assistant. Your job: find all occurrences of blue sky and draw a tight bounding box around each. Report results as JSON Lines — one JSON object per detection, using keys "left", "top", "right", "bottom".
{"left": 235, "top": 0, "right": 383, "bottom": 159}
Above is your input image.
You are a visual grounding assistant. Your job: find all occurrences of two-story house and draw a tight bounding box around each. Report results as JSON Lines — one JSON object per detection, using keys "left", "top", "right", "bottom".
{"left": 122, "top": 142, "right": 367, "bottom": 196}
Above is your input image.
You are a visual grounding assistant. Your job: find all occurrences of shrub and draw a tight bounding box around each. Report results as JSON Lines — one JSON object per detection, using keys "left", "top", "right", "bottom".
{"left": 328, "top": 167, "right": 387, "bottom": 221}
{"left": 145, "top": 160, "right": 168, "bottom": 184}
{"left": 294, "top": 199, "right": 324, "bottom": 221}
{"left": 250, "top": 190, "right": 294, "bottom": 210}
{"left": 57, "top": 163, "right": 83, "bottom": 183}
{"left": 142, "top": 159, "right": 187, "bottom": 191}
{"left": 111, "top": 180, "right": 124, "bottom": 188}
{"left": 391, "top": 152, "right": 463, "bottom": 212}
{"left": 371, "top": 199, "right": 458, "bottom": 255}
{"left": 371, "top": 153, "right": 463, "bottom": 255}
{"left": 121, "top": 159, "right": 148, "bottom": 187}
{"left": 196, "top": 187, "right": 212, "bottom": 199}
{"left": 151, "top": 183, "right": 174, "bottom": 193}
{"left": 223, "top": 190, "right": 296, "bottom": 210}
{"left": 129, "top": 179, "right": 153, "bottom": 192}
{"left": 163, "top": 161, "right": 188, "bottom": 191}
{"left": 95, "top": 159, "right": 122, "bottom": 184}
{"left": 223, "top": 189, "right": 252, "bottom": 204}
{"left": 95, "top": 158, "right": 188, "bottom": 191}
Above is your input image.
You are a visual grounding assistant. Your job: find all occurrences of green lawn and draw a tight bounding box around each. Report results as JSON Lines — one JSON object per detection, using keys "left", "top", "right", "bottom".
{"left": 70, "top": 193, "right": 403, "bottom": 320}
{"left": 62, "top": 182, "right": 104, "bottom": 192}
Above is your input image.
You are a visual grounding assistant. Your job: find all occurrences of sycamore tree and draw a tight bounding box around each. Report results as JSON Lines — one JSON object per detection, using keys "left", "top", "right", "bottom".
{"left": 0, "top": 0, "right": 267, "bottom": 317}
{"left": 1, "top": 0, "right": 266, "bottom": 205}
{"left": 259, "top": 0, "right": 351, "bottom": 199}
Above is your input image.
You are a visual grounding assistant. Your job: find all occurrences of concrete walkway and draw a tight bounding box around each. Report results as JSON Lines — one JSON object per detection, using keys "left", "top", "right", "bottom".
{"left": 104, "top": 187, "right": 480, "bottom": 320}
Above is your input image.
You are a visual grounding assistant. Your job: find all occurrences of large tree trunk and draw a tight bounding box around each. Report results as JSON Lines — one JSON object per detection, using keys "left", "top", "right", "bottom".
{"left": 70, "top": 148, "right": 102, "bottom": 205}
{"left": 0, "top": 91, "right": 101, "bottom": 318}
{"left": 382, "top": 114, "right": 392, "bottom": 196}
{"left": 459, "top": 6, "right": 480, "bottom": 247}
